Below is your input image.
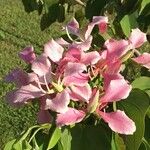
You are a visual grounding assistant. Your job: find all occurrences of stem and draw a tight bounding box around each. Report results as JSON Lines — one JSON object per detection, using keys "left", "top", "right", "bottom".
{"left": 113, "top": 102, "right": 117, "bottom": 111}
{"left": 74, "top": 0, "right": 85, "bottom": 7}
{"left": 65, "top": 27, "right": 75, "bottom": 42}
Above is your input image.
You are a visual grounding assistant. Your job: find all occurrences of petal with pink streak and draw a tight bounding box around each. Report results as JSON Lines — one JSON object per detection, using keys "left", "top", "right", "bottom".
{"left": 19, "top": 46, "right": 36, "bottom": 64}
{"left": 32, "top": 55, "right": 51, "bottom": 76}
{"left": 105, "top": 39, "right": 129, "bottom": 60}
{"left": 84, "top": 16, "right": 108, "bottom": 39}
{"left": 132, "top": 53, "right": 150, "bottom": 70}
{"left": 103, "top": 73, "right": 123, "bottom": 90}
{"left": 64, "top": 62, "right": 86, "bottom": 77}
{"left": 37, "top": 110, "right": 52, "bottom": 124}
{"left": 66, "top": 18, "right": 79, "bottom": 36}
{"left": 100, "top": 79, "right": 132, "bottom": 103}
{"left": 6, "top": 83, "right": 44, "bottom": 104}
{"left": 105, "top": 59, "right": 121, "bottom": 74}
{"left": 81, "top": 51, "right": 100, "bottom": 65}
{"left": 56, "top": 108, "right": 85, "bottom": 127}
{"left": 65, "top": 48, "right": 81, "bottom": 62}
{"left": 129, "top": 28, "right": 147, "bottom": 48}
{"left": 45, "top": 90, "right": 70, "bottom": 113}
{"left": 99, "top": 110, "right": 136, "bottom": 135}
{"left": 70, "top": 84, "right": 92, "bottom": 102}
{"left": 44, "top": 39, "right": 64, "bottom": 62}
{"left": 63, "top": 72, "right": 89, "bottom": 86}
{"left": 92, "top": 16, "right": 108, "bottom": 34}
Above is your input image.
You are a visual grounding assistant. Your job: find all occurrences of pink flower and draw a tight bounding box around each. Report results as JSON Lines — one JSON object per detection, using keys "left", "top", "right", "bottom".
{"left": 132, "top": 53, "right": 150, "bottom": 70}
{"left": 98, "top": 110, "right": 136, "bottom": 135}
{"left": 19, "top": 46, "right": 36, "bottom": 63}
{"left": 129, "top": 28, "right": 147, "bottom": 49}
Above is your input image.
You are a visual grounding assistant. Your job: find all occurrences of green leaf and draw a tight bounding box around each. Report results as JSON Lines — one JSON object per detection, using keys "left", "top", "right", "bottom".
{"left": 120, "top": 11, "right": 138, "bottom": 37}
{"left": 48, "top": 127, "right": 61, "bottom": 149}
{"left": 4, "top": 139, "right": 16, "bottom": 150}
{"left": 58, "top": 127, "right": 72, "bottom": 150}
{"left": 111, "top": 133, "right": 126, "bottom": 150}
{"left": 35, "top": 131, "right": 49, "bottom": 150}
{"left": 132, "top": 76, "right": 150, "bottom": 90}
{"left": 120, "top": 15, "right": 131, "bottom": 37}
{"left": 140, "top": 0, "right": 150, "bottom": 14}
{"left": 70, "top": 123, "right": 112, "bottom": 150}
{"left": 117, "top": 89, "right": 150, "bottom": 150}
{"left": 22, "top": 140, "right": 32, "bottom": 149}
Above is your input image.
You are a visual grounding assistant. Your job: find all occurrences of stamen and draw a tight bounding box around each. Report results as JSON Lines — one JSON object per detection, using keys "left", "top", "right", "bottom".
{"left": 44, "top": 75, "right": 50, "bottom": 92}
{"left": 65, "top": 27, "right": 75, "bottom": 42}
{"left": 37, "top": 80, "right": 47, "bottom": 94}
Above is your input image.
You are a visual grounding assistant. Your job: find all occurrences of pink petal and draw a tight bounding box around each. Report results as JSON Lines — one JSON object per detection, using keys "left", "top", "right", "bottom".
{"left": 99, "top": 110, "right": 136, "bottom": 134}
{"left": 84, "top": 16, "right": 108, "bottom": 39}
{"left": 129, "top": 28, "right": 147, "bottom": 48}
{"left": 6, "top": 83, "right": 44, "bottom": 104}
{"left": 32, "top": 55, "right": 51, "bottom": 76}
{"left": 100, "top": 79, "right": 132, "bottom": 103}
{"left": 70, "top": 84, "right": 92, "bottom": 102}
{"left": 71, "top": 36, "right": 93, "bottom": 51}
{"left": 103, "top": 73, "right": 123, "bottom": 90}
{"left": 105, "top": 39, "right": 129, "bottom": 60}
{"left": 132, "top": 53, "right": 150, "bottom": 70}
{"left": 37, "top": 110, "right": 52, "bottom": 124}
{"left": 65, "top": 48, "right": 81, "bottom": 62}
{"left": 55, "top": 38, "right": 70, "bottom": 46}
{"left": 105, "top": 59, "right": 122, "bottom": 74}
{"left": 45, "top": 90, "right": 70, "bottom": 113}
{"left": 84, "top": 23, "right": 95, "bottom": 40}
{"left": 66, "top": 18, "right": 79, "bottom": 36}
{"left": 56, "top": 108, "right": 85, "bottom": 127}
{"left": 81, "top": 51, "right": 100, "bottom": 65}
{"left": 92, "top": 16, "right": 108, "bottom": 34}
{"left": 63, "top": 72, "right": 89, "bottom": 86}
{"left": 5, "top": 69, "right": 29, "bottom": 87}
{"left": 44, "top": 39, "right": 64, "bottom": 62}
{"left": 64, "top": 62, "right": 86, "bottom": 77}
{"left": 19, "top": 46, "right": 36, "bottom": 64}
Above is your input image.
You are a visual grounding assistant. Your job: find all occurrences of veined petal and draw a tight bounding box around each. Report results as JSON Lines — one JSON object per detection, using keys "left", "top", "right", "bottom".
{"left": 65, "top": 48, "right": 81, "bottom": 62}
{"left": 132, "top": 53, "right": 150, "bottom": 70}
{"left": 44, "top": 39, "right": 64, "bottom": 62}
{"left": 99, "top": 110, "right": 136, "bottom": 135}
{"left": 70, "top": 84, "right": 92, "bottom": 102}
{"left": 19, "top": 46, "right": 36, "bottom": 63}
{"left": 56, "top": 108, "right": 85, "bottom": 127}
{"left": 6, "top": 84, "right": 44, "bottom": 104}
{"left": 103, "top": 73, "right": 123, "bottom": 90}
{"left": 63, "top": 72, "right": 89, "bottom": 86}
{"left": 129, "top": 28, "right": 147, "bottom": 48}
{"left": 37, "top": 110, "right": 52, "bottom": 124}
{"left": 66, "top": 18, "right": 79, "bottom": 36}
{"left": 81, "top": 51, "right": 100, "bottom": 65}
{"left": 101, "top": 79, "right": 132, "bottom": 103}
{"left": 32, "top": 55, "right": 51, "bottom": 76}
{"left": 64, "top": 62, "right": 86, "bottom": 77}
{"left": 45, "top": 90, "right": 70, "bottom": 113}
{"left": 105, "top": 39, "right": 129, "bottom": 60}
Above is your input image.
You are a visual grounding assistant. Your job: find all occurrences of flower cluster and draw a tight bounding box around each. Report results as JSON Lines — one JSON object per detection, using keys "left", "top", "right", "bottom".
{"left": 6, "top": 16, "right": 148, "bottom": 135}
